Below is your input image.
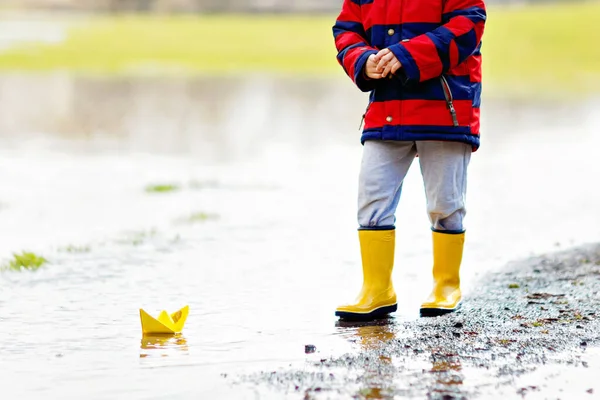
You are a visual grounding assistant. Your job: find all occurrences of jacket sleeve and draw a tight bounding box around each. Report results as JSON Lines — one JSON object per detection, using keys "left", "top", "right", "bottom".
{"left": 389, "top": 0, "right": 486, "bottom": 84}
{"left": 332, "top": 0, "right": 379, "bottom": 92}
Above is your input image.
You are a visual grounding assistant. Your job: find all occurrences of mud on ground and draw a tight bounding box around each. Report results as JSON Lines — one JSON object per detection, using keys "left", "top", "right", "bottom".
{"left": 234, "top": 244, "right": 600, "bottom": 399}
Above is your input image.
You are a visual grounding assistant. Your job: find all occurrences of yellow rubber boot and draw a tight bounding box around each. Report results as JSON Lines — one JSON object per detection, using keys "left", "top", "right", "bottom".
{"left": 335, "top": 229, "right": 397, "bottom": 320}
{"left": 420, "top": 231, "right": 465, "bottom": 317}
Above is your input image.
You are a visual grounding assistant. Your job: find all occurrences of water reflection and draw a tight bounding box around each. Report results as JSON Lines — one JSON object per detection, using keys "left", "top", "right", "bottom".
{"left": 335, "top": 318, "right": 468, "bottom": 399}
{"left": 0, "top": 74, "right": 365, "bottom": 162}
{"left": 428, "top": 353, "right": 465, "bottom": 399}
{"left": 1, "top": 73, "right": 597, "bottom": 162}
{"left": 335, "top": 317, "right": 397, "bottom": 350}
{"left": 140, "top": 334, "right": 189, "bottom": 358}
{"left": 336, "top": 318, "right": 399, "bottom": 399}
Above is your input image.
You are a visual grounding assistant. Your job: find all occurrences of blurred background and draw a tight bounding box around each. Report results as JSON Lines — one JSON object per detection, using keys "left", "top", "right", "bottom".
{"left": 0, "top": 0, "right": 599, "bottom": 399}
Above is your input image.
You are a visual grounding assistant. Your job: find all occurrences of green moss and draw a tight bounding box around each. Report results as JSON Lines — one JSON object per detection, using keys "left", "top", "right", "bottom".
{"left": 174, "top": 212, "right": 220, "bottom": 225}
{"left": 188, "top": 212, "right": 219, "bottom": 222}
{"left": 508, "top": 283, "right": 520, "bottom": 289}
{"left": 0, "top": 3, "right": 599, "bottom": 96}
{"left": 145, "top": 183, "right": 180, "bottom": 193}
{"left": 1, "top": 251, "right": 48, "bottom": 271}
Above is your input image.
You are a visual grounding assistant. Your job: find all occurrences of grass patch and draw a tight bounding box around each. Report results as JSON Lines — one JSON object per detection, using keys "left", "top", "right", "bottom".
{"left": 174, "top": 212, "right": 219, "bottom": 225}
{"left": 173, "top": 212, "right": 219, "bottom": 225}
{"left": 0, "top": 2, "right": 599, "bottom": 95}
{"left": 186, "top": 212, "right": 219, "bottom": 223}
{"left": 0, "top": 14, "right": 334, "bottom": 75}
{"left": 482, "top": 2, "right": 600, "bottom": 96}
{"left": 1, "top": 251, "right": 48, "bottom": 271}
{"left": 145, "top": 183, "right": 180, "bottom": 193}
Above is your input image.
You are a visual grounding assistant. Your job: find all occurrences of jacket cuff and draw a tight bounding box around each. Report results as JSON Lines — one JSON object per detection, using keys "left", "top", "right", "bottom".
{"left": 388, "top": 43, "right": 420, "bottom": 84}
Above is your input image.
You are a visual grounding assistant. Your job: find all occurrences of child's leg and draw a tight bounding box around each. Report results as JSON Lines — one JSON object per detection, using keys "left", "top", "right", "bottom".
{"left": 415, "top": 140, "right": 472, "bottom": 316}
{"left": 336, "top": 140, "right": 416, "bottom": 320}
{"left": 416, "top": 141, "right": 471, "bottom": 231}
{"left": 357, "top": 140, "right": 418, "bottom": 228}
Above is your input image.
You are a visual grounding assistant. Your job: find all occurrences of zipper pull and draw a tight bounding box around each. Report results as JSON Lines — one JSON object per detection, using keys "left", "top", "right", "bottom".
{"left": 359, "top": 113, "right": 366, "bottom": 130}
{"left": 359, "top": 101, "right": 372, "bottom": 130}
{"left": 448, "top": 103, "right": 459, "bottom": 127}
{"left": 440, "top": 76, "right": 459, "bottom": 127}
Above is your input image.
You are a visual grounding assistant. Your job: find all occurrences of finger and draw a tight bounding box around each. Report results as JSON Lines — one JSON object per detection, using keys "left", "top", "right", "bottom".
{"left": 376, "top": 57, "right": 389, "bottom": 71}
{"left": 381, "top": 60, "right": 395, "bottom": 78}
{"left": 366, "top": 70, "right": 383, "bottom": 79}
{"left": 374, "top": 48, "right": 389, "bottom": 60}
{"left": 366, "top": 64, "right": 382, "bottom": 78}
{"left": 374, "top": 48, "right": 390, "bottom": 61}
{"left": 376, "top": 53, "right": 394, "bottom": 72}
{"left": 391, "top": 61, "right": 402, "bottom": 74}
{"left": 380, "top": 52, "right": 395, "bottom": 66}
{"left": 367, "top": 54, "right": 379, "bottom": 67}
{"left": 384, "top": 57, "right": 400, "bottom": 76}
{"left": 385, "top": 61, "right": 400, "bottom": 77}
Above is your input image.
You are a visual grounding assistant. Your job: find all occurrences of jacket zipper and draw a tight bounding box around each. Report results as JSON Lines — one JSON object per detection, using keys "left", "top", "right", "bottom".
{"left": 440, "top": 75, "right": 459, "bottom": 127}
{"left": 359, "top": 101, "right": 372, "bottom": 130}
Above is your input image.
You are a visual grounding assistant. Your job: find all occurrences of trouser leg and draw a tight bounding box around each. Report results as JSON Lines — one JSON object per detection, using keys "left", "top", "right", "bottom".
{"left": 357, "top": 140, "right": 417, "bottom": 228}
{"left": 415, "top": 141, "right": 471, "bottom": 232}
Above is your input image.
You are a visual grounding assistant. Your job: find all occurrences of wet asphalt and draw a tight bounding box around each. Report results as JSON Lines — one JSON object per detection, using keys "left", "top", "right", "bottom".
{"left": 234, "top": 243, "right": 600, "bottom": 399}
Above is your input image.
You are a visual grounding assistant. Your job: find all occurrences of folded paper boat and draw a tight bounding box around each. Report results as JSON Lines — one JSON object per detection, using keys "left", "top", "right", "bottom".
{"left": 139, "top": 305, "right": 189, "bottom": 334}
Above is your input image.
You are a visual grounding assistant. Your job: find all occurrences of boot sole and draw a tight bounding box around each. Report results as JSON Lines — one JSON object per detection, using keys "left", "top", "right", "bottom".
{"left": 335, "top": 304, "right": 398, "bottom": 321}
{"left": 419, "top": 302, "right": 462, "bottom": 317}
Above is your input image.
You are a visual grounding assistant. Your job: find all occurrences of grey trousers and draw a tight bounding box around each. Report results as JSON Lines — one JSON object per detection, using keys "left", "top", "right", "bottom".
{"left": 357, "top": 140, "right": 472, "bottom": 232}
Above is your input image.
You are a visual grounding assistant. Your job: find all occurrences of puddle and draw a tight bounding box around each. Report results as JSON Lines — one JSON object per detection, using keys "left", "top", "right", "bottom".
{"left": 0, "top": 74, "right": 599, "bottom": 399}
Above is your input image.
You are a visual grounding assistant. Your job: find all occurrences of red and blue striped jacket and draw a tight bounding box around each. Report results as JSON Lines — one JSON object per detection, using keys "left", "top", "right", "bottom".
{"left": 333, "top": 0, "right": 487, "bottom": 150}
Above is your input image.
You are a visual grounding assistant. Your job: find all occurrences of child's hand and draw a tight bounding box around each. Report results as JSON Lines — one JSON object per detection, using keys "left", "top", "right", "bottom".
{"left": 375, "top": 48, "right": 402, "bottom": 78}
{"left": 364, "top": 54, "right": 383, "bottom": 79}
